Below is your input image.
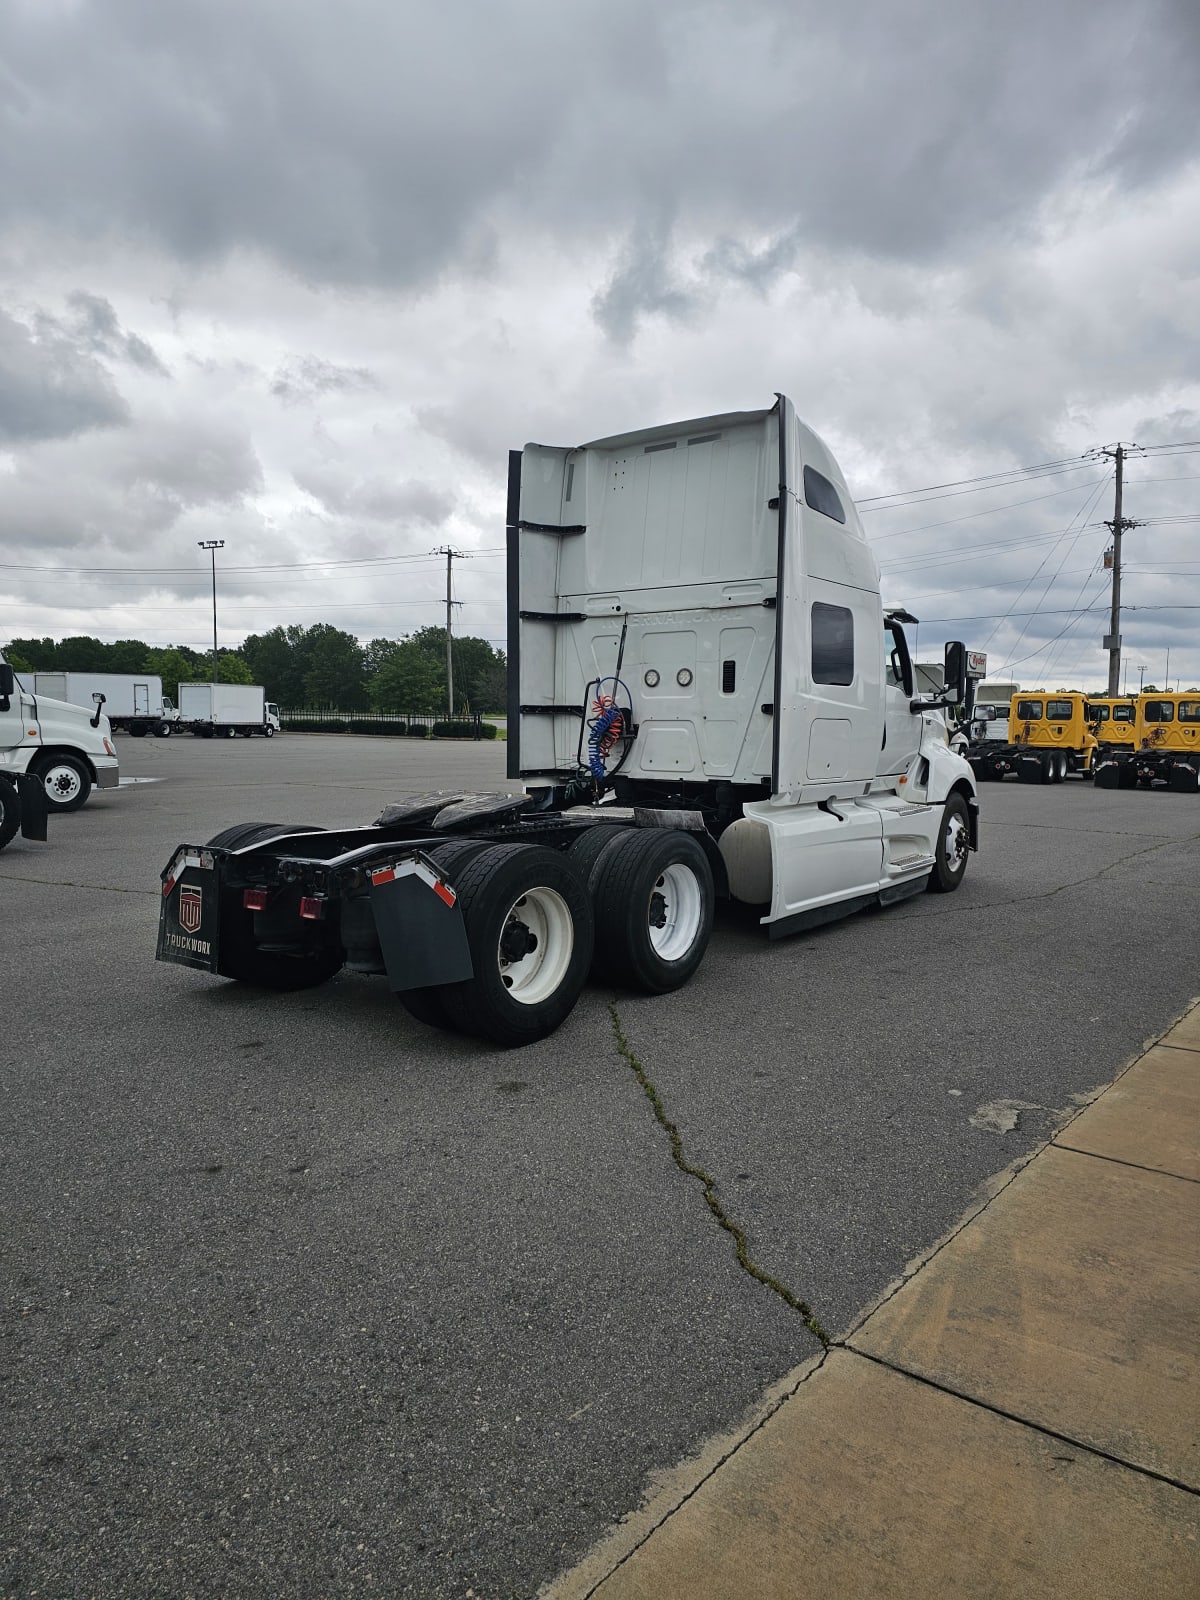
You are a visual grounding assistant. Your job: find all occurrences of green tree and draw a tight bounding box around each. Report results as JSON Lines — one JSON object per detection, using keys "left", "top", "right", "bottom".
{"left": 4, "top": 645, "right": 34, "bottom": 673}
{"left": 107, "top": 639, "right": 151, "bottom": 673}
{"left": 51, "top": 635, "right": 111, "bottom": 670}
{"left": 241, "top": 625, "right": 310, "bottom": 706}
{"left": 217, "top": 651, "right": 254, "bottom": 685}
{"left": 302, "top": 624, "right": 367, "bottom": 709}
{"left": 143, "top": 647, "right": 196, "bottom": 703}
{"left": 368, "top": 640, "right": 443, "bottom": 713}
{"left": 7, "top": 637, "right": 59, "bottom": 669}
{"left": 408, "top": 627, "right": 507, "bottom": 712}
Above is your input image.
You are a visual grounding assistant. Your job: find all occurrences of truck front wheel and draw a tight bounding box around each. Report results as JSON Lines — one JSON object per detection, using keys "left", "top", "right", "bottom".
{"left": 32, "top": 755, "right": 92, "bottom": 812}
{"left": 588, "top": 830, "right": 715, "bottom": 992}
{"left": 928, "top": 793, "right": 970, "bottom": 894}
{"left": 441, "top": 844, "right": 593, "bottom": 1046}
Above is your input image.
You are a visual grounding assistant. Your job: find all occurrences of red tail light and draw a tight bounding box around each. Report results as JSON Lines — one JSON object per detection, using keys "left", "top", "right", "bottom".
{"left": 243, "top": 889, "right": 270, "bottom": 911}
{"left": 299, "top": 896, "right": 325, "bottom": 921}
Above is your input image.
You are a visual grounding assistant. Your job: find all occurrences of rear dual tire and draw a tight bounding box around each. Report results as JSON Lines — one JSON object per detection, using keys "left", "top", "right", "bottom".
{"left": 431, "top": 844, "right": 594, "bottom": 1048}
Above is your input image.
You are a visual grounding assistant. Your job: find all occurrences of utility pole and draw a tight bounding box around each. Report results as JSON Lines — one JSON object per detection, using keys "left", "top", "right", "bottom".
{"left": 197, "top": 540, "right": 225, "bottom": 683}
{"left": 1138, "top": 664, "right": 1147, "bottom": 694}
{"left": 1094, "top": 444, "right": 1140, "bottom": 697}
{"left": 431, "top": 546, "right": 466, "bottom": 717}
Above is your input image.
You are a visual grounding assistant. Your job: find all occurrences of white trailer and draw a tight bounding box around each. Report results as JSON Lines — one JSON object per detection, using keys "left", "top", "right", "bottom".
{"left": 1, "top": 655, "right": 120, "bottom": 814}
{"left": 178, "top": 683, "right": 279, "bottom": 739}
{"left": 30, "top": 672, "right": 179, "bottom": 738}
{"left": 155, "top": 395, "right": 977, "bottom": 1045}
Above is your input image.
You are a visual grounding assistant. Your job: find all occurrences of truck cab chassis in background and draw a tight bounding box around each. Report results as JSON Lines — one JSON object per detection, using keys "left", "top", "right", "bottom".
{"left": 1094, "top": 692, "right": 1200, "bottom": 793}
{"left": 157, "top": 397, "right": 979, "bottom": 1046}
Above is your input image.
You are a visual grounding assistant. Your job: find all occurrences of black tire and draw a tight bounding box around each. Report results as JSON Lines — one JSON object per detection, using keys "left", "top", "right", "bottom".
{"left": 128, "top": 724, "right": 148, "bottom": 738}
{"left": 224, "top": 726, "right": 238, "bottom": 739}
{"left": 928, "top": 792, "right": 971, "bottom": 894}
{"left": 0, "top": 779, "right": 21, "bottom": 852}
{"left": 441, "top": 844, "right": 593, "bottom": 1046}
{"left": 206, "top": 821, "right": 324, "bottom": 850}
{"left": 32, "top": 754, "right": 92, "bottom": 812}
{"left": 396, "top": 839, "right": 494, "bottom": 1031}
{"left": 566, "top": 823, "right": 630, "bottom": 877}
{"left": 264, "top": 725, "right": 275, "bottom": 738}
{"left": 156, "top": 722, "right": 173, "bottom": 737}
{"left": 588, "top": 829, "right": 715, "bottom": 992}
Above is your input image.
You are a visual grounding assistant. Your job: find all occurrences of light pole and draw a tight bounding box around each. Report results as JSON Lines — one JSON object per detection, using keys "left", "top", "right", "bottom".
{"left": 1138, "top": 664, "right": 1147, "bottom": 694}
{"left": 197, "top": 540, "right": 225, "bottom": 682}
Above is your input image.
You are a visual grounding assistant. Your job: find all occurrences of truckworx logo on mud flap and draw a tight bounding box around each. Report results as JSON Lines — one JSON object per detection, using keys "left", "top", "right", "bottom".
{"left": 179, "top": 885, "right": 203, "bottom": 933}
{"left": 166, "top": 929, "right": 213, "bottom": 957}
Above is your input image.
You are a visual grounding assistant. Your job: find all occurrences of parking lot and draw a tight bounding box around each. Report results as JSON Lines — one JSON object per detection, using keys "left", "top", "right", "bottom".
{"left": 3, "top": 732, "right": 1198, "bottom": 1599}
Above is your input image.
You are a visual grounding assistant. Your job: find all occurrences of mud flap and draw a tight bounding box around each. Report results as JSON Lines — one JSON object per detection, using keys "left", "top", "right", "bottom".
{"left": 368, "top": 860, "right": 473, "bottom": 992}
{"left": 17, "top": 773, "right": 48, "bottom": 841}
{"left": 157, "top": 848, "right": 220, "bottom": 971}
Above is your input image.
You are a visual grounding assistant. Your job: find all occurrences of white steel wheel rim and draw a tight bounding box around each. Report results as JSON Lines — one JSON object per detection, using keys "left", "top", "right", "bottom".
{"left": 647, "top": 863, "right": 704, "bottom": 961}
{"left": 44, "top": 764, "right": 82, "bottom": 802}
{"left": 944, "top": 811, "right": 968, "bottom": 873}
{"left": 497, "top": 887, "right": 574, "bottom": 1005}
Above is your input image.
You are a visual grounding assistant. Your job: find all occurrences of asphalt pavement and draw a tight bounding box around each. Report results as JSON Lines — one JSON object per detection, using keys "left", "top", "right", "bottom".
{"left": 2, "top": 734, "right": 1197, "bottom": 1599}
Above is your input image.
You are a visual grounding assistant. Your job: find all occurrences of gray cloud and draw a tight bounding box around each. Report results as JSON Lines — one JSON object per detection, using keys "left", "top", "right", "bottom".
{"left": 61, "top": 290, "right": 169, "bottom": 374}
{"left": 271, "top": 356, "right": 379, "bottom": 406}
{"left": 293, "top": 464, "right": 453, "bottom": 525}
{"left": 0, "top": 305, "right": 130, "bottom": 442}
{"left": 0, "top": 0, "right": 1196, "bottom": 304}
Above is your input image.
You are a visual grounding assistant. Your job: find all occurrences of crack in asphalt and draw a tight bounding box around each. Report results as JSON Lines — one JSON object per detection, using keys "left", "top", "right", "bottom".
{"left": 0, "top": 872, "right": 158, "bottom": 896}
{"left": 608, "top": 1001, "right": 830, "bottom": 1347}
{"left": 912, "top": 829, "right": 1200, "bottom": 918}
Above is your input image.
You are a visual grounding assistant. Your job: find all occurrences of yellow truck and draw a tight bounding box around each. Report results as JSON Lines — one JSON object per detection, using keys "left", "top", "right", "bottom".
{"left": 1088, "top": 696, "right": 1138, "bottom": 750}
{"left": 1094, "top": 692, "right": 1200, "bottom": 792}
{"left": 967, "top": 690, "right": 1097, "bottom": 783}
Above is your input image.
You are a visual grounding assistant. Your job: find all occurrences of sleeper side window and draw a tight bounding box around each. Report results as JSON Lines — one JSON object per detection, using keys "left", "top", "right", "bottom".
{"left": 803, "top": 465, "right": 847, "bottom": 525}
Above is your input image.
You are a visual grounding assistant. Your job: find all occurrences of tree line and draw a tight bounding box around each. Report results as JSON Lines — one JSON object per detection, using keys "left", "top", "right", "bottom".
{"left": 5, "top": 624, "right": 508, "bottom": 714}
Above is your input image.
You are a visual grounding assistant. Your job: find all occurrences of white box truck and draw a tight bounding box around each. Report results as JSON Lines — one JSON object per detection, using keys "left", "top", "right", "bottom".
{"left": 155, "top": 395, "right": 977, "bottom": 1045}
{"left": 178, "top": 683, "right": 280, "bottom": 738}
{"left": 30, "top": 672, "right": 180, "bottom": 737}
{"left": 1, "top": 654, "right": 120, "bottom": 814}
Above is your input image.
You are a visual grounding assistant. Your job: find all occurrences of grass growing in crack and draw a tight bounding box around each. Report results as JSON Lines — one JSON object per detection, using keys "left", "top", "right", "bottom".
{"left": 609, "top": 1002, "right": 830, "bottom": 1347}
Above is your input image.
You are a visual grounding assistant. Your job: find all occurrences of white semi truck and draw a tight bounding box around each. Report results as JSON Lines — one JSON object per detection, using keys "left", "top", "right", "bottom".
{"left": 178, "top": 683, "right": 280, "bottom": 738}
{"left": 1, "top": 655, "right": 120, "bottom": 814}
{"left": 29, "top": 672, "right": 180, "bottom": 737}
{"left": 156, "top": 396, "right": 977, "bottom": 1045}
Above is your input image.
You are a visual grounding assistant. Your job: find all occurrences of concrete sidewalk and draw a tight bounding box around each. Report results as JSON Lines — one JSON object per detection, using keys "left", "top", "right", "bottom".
{"left": 548, "top": 1006, "right": 1200, "bottom": 1599}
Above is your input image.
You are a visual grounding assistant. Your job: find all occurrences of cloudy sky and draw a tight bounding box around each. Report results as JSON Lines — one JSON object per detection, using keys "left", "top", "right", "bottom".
{"left": 1, "top": 0, "right": 1198, "bottom": 689}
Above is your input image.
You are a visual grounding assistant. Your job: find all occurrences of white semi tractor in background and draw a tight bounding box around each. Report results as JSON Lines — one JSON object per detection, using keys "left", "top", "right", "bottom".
{"left": 156, "top": 395, "right": 978, "bottom": 1045}
{"left": 28, "top": 672, "right": 180, "bottom": 737}
{"left": 1, "top": 654, "right": 120, "bottom": 819}
{"left": 178, "top": 683, "right": 280, "bottom": 738}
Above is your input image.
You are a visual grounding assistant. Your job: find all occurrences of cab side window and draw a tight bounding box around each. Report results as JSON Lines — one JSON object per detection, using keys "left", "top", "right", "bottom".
{"left": 1015, "top": 699, "right": 1043, "bottom": 719}
{"left": 1144, "top": 700, "right": 1175, "bottom": 723}
{"left": 812, "top": 603, "right": 854, "bottom": 685}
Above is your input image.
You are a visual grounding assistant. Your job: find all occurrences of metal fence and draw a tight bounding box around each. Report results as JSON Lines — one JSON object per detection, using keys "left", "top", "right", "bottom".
{"left": 278, "top": 709, "right": 500, "bottom": 740}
